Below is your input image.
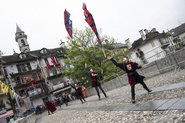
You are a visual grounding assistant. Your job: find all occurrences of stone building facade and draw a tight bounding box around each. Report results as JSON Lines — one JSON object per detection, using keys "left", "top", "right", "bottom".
{"left": 0, "top": 25, "right": 69, "bottom": 111}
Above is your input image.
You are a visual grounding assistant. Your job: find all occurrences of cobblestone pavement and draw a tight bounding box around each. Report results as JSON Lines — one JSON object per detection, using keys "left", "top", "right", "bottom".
{"left": 36, "top": 70, "right": 185, "bottom": 123}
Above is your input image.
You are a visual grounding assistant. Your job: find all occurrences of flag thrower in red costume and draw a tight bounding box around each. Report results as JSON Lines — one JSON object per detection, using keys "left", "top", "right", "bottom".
{"left": 82, "top": 3, "right": 106, "bottom": 57}
{"left": 64, "top": 9, "right": 73, "bottom": 38}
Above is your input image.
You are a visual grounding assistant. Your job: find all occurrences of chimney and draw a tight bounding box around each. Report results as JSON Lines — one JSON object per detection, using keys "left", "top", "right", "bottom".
{"left": 139, "top": 29, "right": 146, "bottom": 40}
{"left": 144, "top": 29, "right": 149, "bottom": 34}
{"left": 151, "top": 28, "right": 156, "bottom": 32}
{"left": 125, "top": 38, "right": 132, "bottom": 49}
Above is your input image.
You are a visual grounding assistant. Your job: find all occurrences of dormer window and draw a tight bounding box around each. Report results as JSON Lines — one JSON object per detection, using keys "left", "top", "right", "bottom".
{"left": 57, "top": 50, "right": 63, "bottom": 53}
{"left": 40, "top": 49, "right": 48, "bottom": 54}
{"left": 19, "top": 54, "right": 26, "bottom": 59}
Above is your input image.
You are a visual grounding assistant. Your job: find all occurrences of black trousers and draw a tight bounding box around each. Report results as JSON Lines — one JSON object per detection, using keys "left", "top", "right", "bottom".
{"left": 77, "top": 92, "right": 86, "bottom": 103}
{"left": 62, "top": 98, "right": 69, "bottom": 106}
{"left": 94, "top": 85, "right": 107, "bottom": 98}
{"left": 48, "top": 109, "right": 53, "bottom": 115}
{"left": 131, "top": 81, "right": 150, "bottom": 100}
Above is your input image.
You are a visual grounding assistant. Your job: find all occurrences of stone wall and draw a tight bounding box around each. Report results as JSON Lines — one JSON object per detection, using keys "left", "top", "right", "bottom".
{"left": 86, "top": 48, "right": 185, "bottom": 96}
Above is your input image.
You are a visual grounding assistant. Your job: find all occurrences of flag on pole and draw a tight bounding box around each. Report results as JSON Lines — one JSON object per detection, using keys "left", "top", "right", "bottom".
{"left": 64, "top": 9, "right": 73, "bottom": 38}
{"left": 1, "top": 82, "right": 4, "bottom": 89}
{"left": 45, "top": 59, "right": 51, "bottom": 69}
{"left": 5, "top": 85, "right": 9, "bottom": 94}
{"left": 0, "top": 81, "right": 2, "bottom": 93}
{"left": 29, "top": 80, "right": 35, "bottom": 85}
{"left": 1, "top": 83, "right": 5, "bottom": 93}
{"left": 0, "top": 81, "right": 14, "bottom": 97}
{"left": 50, "top": 54, "right": 58, "bottom": 66}
{"left": 9, "top": 89, "right": 13, "bottom": 97}
{"left": 82, "top": 3, "right": 102, "bottom": 46}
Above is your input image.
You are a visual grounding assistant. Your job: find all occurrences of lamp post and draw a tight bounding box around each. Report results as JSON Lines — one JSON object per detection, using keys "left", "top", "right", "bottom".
{"left": 7, "top": 74, "right": 23, "bottom": 118}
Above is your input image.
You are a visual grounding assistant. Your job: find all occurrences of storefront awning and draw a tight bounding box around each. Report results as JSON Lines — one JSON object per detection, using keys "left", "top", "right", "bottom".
{"left": 0, "top": 110, "right": 13, "bottom": 118}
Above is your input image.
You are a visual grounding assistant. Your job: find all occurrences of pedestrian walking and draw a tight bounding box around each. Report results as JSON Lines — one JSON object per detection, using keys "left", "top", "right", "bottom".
{"left": 136, "top": 48, "right": 147, "bottom": 64}
{"left": 43, "top": 97, "right": 56, "bottom": 115}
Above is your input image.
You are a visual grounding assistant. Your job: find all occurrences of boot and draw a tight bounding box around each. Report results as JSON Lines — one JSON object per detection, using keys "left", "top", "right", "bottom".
{"left": 132, "top": 99, "right": 136, "bottom": 104}
{"left": 148, "top": 89, "right": 152, "bottom": 94}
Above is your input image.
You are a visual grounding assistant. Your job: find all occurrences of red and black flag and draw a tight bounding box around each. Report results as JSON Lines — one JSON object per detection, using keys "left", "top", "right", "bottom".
{"left": 64, "top": 9, "right": 73, "bottom": 38}
{"left": 82, "top": 3, "right": 102, "bottom": 46}
{"left": 50, "top": 54, "right": 58, "bottom": 66}
{"left": 45, "top": 59, "right": 51, "bottom": 69}
{"left": 29, "top": 79, "right": 35, "bottom": 85}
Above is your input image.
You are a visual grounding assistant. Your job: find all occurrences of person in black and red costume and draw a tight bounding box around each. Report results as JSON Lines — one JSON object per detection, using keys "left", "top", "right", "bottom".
{"left": 107, "top": 56, "right": 152, "bottom": 103}
{"left": 84, "top": 63, "right": 107, "bottom": 100}
{"left": 66, "top": 81, "right": 86, "bottom": 104}
{"left": 43, "top": 97, "right": 56, "bottom": 115}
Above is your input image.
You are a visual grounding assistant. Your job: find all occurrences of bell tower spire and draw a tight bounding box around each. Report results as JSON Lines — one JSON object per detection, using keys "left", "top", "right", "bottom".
{"left": 15, "top": 24, "right": 30, "bottom": 53}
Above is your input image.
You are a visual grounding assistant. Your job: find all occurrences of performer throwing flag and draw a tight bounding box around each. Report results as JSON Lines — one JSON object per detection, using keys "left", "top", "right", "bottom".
{"left": 107, "top": 56, "right": 152, "bottom": 103}
{"left": 84, "top": 63, "right": 107, "bottom": 100}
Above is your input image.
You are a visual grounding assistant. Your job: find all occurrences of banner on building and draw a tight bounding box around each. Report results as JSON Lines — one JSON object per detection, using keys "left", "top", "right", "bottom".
{"left": 28, "top": 88, "right": 41, "bottom": 97}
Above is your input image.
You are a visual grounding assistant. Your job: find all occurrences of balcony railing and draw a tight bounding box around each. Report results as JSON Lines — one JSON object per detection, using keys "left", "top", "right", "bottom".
{"left": 168, "top": 39, "right": 185, "bottom": 51}
{"left": 45, "top": 66, "right": 62, "bottom": 78}
{"left": 14, "top": 79, "right": 45, "bottom": 89}
{"left": 17, "top": 67, "right": 41, "bottom": 74}
{"left": 53, "top": 83, "right": 64, "bottom": 90}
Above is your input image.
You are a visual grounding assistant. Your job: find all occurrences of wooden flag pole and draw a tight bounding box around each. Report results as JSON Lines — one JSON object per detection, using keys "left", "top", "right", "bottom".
{"left": 101, "top": 47, "right": 106, "bottom": 58}
{"left": 99, "top": 39, "right": 106, "bottom": 58}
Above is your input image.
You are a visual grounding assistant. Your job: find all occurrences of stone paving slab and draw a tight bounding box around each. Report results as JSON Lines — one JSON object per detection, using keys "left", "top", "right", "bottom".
{"left": 129, "top": 100, "right": 168, "bottom": 111}
{"left": 170, "top": 98, "right": 185, "bottom": 110}
{"left": 113, "top": 103, "right": 136, "bottom": 111}
{"left": 97, "top": 105, "right": 118, "bottom": 111}
{"left": 157, "top": 98, "right": 180, "bottom": 110}
{"left": 166, "top": 82, "right": 185, "bottom": 90}
{"left": 154, "top": 82, "right": 185, "bottom": 92}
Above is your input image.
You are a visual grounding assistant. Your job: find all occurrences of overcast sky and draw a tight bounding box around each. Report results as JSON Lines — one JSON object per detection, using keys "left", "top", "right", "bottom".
{"left": 0, "top": 0, "right": 185, "bottom": 55}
